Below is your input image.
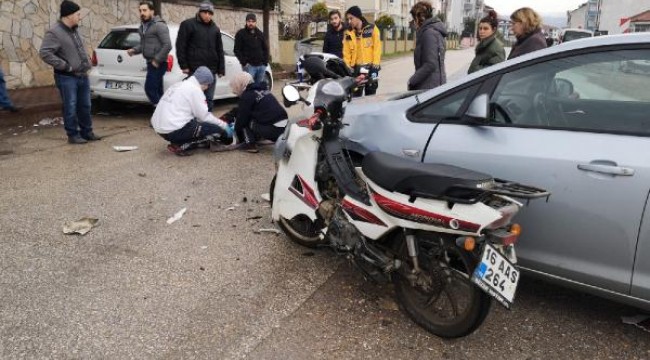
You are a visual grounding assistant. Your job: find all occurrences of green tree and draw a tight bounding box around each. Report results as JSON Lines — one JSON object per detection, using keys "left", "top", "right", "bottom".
{"left": 310, "top": 2, "right": 328, "bottom": 23}
{"left": 376, "top": 14, "right": 395, "bottom": 30}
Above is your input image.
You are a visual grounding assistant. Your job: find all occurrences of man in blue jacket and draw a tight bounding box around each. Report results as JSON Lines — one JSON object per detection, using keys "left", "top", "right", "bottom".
{"left": 127, "top": 1, "right": 172, "bottom": 106}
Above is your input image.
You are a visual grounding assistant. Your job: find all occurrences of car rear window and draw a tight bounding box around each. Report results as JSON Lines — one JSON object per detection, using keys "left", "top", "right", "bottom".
{"left": 99, "top": 29, "right": 140, "bottom": 50}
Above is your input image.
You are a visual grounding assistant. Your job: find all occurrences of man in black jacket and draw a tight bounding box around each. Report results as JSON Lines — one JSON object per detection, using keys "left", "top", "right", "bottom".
{"left": 234, "top": 13, "right": 269, "bottom": 86}
{"left": 176, "top": 1, "right": 225, "bottom": 111}
{"left": 323, "top": 10, "right": 345, "bottom": 58}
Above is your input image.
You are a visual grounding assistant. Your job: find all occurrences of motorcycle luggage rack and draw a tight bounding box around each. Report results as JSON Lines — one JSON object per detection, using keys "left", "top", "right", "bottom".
{"left": 408, "top": 178, "right": 550, "bottom": 207}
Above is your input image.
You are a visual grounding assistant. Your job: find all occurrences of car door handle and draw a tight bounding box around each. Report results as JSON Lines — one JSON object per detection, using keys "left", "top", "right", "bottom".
{"left": 402, "top": 149, "right": 420, "bottom": 157}
{"left": 577, "top": 163, "right": 635, "bottom": 176}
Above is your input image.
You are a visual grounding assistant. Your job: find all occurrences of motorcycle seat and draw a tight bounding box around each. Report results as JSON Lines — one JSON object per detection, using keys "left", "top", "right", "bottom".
{"left": 361, "top": 152, "right": 493, "bottom": 200}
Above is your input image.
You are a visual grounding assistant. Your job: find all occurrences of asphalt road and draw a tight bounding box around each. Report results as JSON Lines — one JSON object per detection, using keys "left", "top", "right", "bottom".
{"left": 1, "top": 53, "right": 649, "bottom": 359}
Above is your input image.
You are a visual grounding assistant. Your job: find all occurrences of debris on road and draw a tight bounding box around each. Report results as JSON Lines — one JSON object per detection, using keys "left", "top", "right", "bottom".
{"left": 63, "top": 217, "right": 99, "bottom": 235}
{"left": 255, "top": 228, "right": 282, "bottom": 235}
{"left": 113, "top": 145, "right": 139, "bottom": 152}
{"left": 246, "top": 215, "right": 263, "bottom": 220}
{"left": 38, "top": 117, "right": 63, "bottom": 126}
{"left": 622, "top": 314, "right": 650, "bottom": 333}
{"left": 225, "top": 206, "right": 236, "bottom": 211}
{"left": 166, "top": 207, "right": 187, "bottom": 224}
{"left": 260, "top": 193, "right": 271, "bottom": 202}
{"left": 138, "top": 173, "right": 146, "bottom": 177}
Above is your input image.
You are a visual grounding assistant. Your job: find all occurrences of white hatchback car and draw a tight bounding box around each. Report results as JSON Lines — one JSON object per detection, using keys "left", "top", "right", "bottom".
{"left": 89, "top": 24, "right": 273, "bottom": 103}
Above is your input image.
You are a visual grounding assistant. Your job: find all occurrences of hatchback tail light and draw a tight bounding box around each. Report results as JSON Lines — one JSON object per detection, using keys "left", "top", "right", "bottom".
{"left": 91, "top": 50, "right": 97, "bottom": 66}
{"left": 167, "top": 55, "right": 173, "bottom": 72}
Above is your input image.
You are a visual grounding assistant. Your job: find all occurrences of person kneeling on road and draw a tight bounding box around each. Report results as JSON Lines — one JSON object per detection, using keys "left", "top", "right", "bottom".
{"left": 151, "top": 66, "right": 233, "bottom": 156}
{"left": 221, "top": 72, "right": 287, "bottom": 154}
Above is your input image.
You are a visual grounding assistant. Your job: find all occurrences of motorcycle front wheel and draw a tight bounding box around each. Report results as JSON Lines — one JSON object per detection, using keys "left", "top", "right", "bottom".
{"left": 271, "top": 174, "right": 325, "bottom": 248}
{"left": 392, "top": 234, "right": 491, "bottom": 338}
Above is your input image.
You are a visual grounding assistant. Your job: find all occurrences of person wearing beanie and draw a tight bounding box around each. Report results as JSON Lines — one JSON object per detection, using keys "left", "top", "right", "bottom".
{"left": 343, "top": 5, "right": 381, "bottom": 96}
{"left": 151, "top": 66, "right": 233, "bottom": 156}
{"left": 213, "top": 72, "right": 287, "bottom": 153}
{"left": 234, "top": 12, "right": 269, "bottom": 86}
{"left": 39, "top": 0, "right": 101, "bottom": 144}
{"left": 176, "top": 1, "right": 225, "bottom": 112}
{"left": 127, "top": 1, "right": 172, "bottom": 106}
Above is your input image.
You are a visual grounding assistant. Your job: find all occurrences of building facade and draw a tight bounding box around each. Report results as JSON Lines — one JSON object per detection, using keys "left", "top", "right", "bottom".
{"left": 567, "top": 0, "right": 650, "bottom": 34}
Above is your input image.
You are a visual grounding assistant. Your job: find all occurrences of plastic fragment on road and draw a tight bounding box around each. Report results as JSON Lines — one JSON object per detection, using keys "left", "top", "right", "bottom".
{"left": 225, "top": 206, "right": 236, "bottom": 211}
{"left": 38, "top": 117, "right": 63, "bottom": 126}
{"left": 166, "top": 208, "right": 187, "bottom": 224}
{"left": 622, "top": 314, "right": 650, "bottom": 333}
{"left": 260, "top": 193, "right": 271, "bottom": 202}
{"left": 255, "top": 228, "right": 282, "bottom": 235}
{"left": 113, "top": 145, "right": 139, "bottom": 152}
{"left": 63, "top": 217, "right": 99, "bottom": 235}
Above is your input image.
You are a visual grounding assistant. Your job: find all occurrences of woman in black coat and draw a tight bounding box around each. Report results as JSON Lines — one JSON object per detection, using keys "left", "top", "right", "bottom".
{"left": 407, "top": 1, "right": 447, "bottom": 91}
{"left": 468, "top": 10, "right": 505, "bottom": 74}
{"left": 508, "top": 7, "right": 547, "bottom": 60}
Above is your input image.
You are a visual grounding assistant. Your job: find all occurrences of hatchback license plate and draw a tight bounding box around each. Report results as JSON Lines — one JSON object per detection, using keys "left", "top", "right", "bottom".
{"left": 105, "top": 80, "right": 133, "bottom": 91}
{"left": 471, "top": 243, "right": 519, "bottom": 309}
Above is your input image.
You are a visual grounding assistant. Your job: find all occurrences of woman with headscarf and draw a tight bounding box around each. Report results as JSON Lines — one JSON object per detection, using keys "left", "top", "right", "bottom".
{"left": 223, "top": 72, "right": 288, "bottom": 153}
{"left": 468, "top": 10, "right": 505, "bottom": 74}
{"left": 407, "top": 1, "right": 447, "bottom": 91}
{"left": 507, "top": 7, "right": 547, "bottom": 60}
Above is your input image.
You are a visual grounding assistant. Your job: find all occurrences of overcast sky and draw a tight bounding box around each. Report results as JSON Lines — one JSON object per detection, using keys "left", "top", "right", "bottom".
{"left": 488, "top": 0, "right": 587, "bottom": 16}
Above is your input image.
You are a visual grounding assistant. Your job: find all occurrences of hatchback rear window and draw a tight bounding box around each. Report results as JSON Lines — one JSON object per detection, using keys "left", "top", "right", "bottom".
{"left": 99, "top": 30, "right": 140, "bottom": 50}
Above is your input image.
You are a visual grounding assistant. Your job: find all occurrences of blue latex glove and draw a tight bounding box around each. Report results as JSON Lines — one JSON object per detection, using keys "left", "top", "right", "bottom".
{"left": 224, "top": 123, "right": 235, "bottom": 138}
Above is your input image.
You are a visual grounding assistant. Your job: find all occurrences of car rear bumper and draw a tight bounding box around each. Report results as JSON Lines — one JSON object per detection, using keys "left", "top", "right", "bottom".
{"left": 89, "top": 70, "right": 185, "bottom": 103}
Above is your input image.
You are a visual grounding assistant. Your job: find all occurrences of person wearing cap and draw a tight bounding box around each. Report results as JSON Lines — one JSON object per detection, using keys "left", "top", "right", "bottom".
{"left": 343, "top": 5, "right": 382, "bottom": 96}
{"left": 234, "top": 13, "right": 270, "bottom": 86}
{"left": 39, "top": 0, "right": 100, "bottom": 144}
{"left": 176, "top": 1, "right": 225, "bottom": 112}
{"left": 151, "top": 66, "right": 233, "bottom": 156}
{"left": 126, "top": 1, "right": 172, "bottom": 106}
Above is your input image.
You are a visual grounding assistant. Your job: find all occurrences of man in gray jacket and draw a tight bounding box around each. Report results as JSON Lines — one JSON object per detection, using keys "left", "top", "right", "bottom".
{"left": 127, "top": 1, "right": 172, "bottom": 105}
{"left": 39, "top": 0, "right": 100, "bottom": 144}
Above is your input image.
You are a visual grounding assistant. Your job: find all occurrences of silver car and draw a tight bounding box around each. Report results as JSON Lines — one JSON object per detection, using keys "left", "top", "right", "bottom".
{"left": 341, "top": 33, "right": 650, "bottom": 311}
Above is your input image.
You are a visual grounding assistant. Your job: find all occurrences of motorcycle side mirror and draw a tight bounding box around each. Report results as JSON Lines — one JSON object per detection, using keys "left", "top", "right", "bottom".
{"left": 464, "top": 94, "right": 490, "bottom": 124}
{"left": 282, "top": 85, "right": 301, "bottom": 107}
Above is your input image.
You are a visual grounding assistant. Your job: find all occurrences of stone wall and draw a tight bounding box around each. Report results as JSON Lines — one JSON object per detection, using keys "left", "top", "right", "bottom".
{"left": 0, "top": 0, "right": 279, "bottom": 89}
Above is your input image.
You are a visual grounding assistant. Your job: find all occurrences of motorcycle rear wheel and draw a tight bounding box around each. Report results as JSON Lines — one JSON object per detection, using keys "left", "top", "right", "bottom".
{"left": 393, "top": 235, "right": 491, "bottom": 338}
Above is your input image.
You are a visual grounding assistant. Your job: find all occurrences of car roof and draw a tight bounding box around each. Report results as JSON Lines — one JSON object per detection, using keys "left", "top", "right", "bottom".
{"left": 109, "top": 23, "right": 229, "bottom": 35}
{"left": 562, "top": 28, "right": 594, "bottom": 34}
{"left": 417, "top": 32, "right": 650, "bottom": 101}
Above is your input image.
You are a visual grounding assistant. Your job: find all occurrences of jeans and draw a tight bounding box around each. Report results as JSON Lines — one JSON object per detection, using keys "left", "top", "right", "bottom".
{"left": 145, "top": 61, "right": 167, "bottom": 105}
{"left": 54, "top": 73, "right": 93, "bottom": 138}
{"left": 244, "top": 64, "right": 267, "bottom": 86}
{"left": 0, "top": 68, "right": 14, "bottom": 109}
{"left": 161, "top": 118, "right": 227, "bottom": 145}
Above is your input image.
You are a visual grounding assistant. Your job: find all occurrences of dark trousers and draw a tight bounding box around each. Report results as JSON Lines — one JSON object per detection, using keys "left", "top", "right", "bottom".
{"left": 0, "top": 68, "right": 15, "bottom": 109}
{"left": 161, "top": 119, "right": 227, "bottom": 145}
{"left": 145, "top": 61, "right": 167, "bottom": 105}
{"left": 54, "top": 73, "right": 93, "bottom": 138}
{"left": 236, "top": 121, "right": 285, "bottom": 145}
{"left": 204, "top": 78, "right": 216, "bottom": 112}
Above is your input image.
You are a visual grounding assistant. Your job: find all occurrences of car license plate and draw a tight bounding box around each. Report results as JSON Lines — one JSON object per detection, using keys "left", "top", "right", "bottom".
{"left": 471, "top": 243, "right": 519, "bottom": 309}
{"left": 105, "top": 80, "right": 133, "bottom": 91}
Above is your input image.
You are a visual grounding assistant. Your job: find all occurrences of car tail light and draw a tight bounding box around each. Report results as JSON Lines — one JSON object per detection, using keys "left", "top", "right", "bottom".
{"left": 91, "top": 50, "right": 97, "bottom": 66}
{"left": 167, "top": 55, "right": 173, "bottom": 72}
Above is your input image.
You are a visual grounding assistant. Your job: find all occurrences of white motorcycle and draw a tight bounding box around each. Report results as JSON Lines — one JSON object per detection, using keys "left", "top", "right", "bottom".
{"left": 270, "top": 73, "right": 550, "bottom": 338}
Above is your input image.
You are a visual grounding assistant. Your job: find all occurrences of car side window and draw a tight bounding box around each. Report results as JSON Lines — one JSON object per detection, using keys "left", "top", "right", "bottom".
{"left": 490, "top": 49, "right": 650, "bottom": 135}
{"left": 222, "top": 34, "right": 235, "bottom": 56}
{"left": 411, "top": 84, "right": 480, "bottom": 122}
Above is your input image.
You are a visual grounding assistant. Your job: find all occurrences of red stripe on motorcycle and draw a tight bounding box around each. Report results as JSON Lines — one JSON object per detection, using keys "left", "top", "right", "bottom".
{"left": 341, "top": 199, "right": 387, "bottom": 226}
{"left": 371, "top": 191, "right": 481, "bottom": 233}
{"left": 289, "top": 175, "right": 319, "bottom": 210}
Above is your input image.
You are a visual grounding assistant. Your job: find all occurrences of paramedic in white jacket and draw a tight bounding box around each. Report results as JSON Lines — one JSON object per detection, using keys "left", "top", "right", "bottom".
{"left": 151, "top": 66, "right": 232, "bottom": 155}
